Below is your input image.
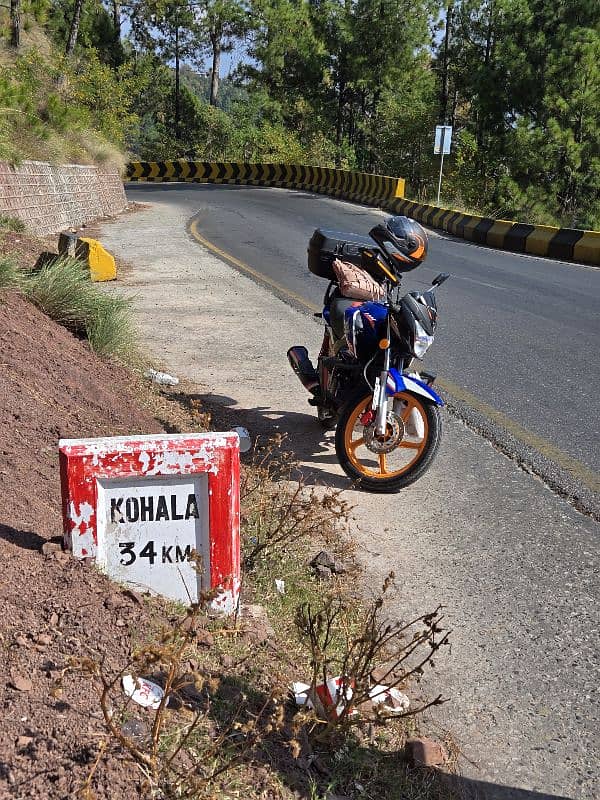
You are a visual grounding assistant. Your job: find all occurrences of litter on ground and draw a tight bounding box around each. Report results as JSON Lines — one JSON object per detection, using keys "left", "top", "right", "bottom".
{"left": 122, "top": 674, "right": 166, "bottom": 709}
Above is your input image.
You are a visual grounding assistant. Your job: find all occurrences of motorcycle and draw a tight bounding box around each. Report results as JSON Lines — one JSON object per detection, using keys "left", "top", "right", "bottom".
{"left": 288, "top": 215, "right": 449, "bottom": 492}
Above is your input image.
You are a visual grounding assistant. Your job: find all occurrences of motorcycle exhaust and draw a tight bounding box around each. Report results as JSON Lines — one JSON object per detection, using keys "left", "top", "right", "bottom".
{"left": 287, "top": 346, "right": 319, "bottom": 394}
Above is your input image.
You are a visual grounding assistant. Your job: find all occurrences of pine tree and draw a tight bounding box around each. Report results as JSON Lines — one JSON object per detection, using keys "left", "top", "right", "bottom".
{"left": 193, "top": 0, "right": 249, "bottom": 106}
{"left": 126, "top": 0, "right": 198, "bottom": 140}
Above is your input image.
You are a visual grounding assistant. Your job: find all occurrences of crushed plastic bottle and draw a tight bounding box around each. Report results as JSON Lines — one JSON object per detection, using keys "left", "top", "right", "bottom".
{"left": 122, "top": 674, "right": 166, "bottom": 709}
{"left": 144, "top": 368, "right": 179, "bottom": 387}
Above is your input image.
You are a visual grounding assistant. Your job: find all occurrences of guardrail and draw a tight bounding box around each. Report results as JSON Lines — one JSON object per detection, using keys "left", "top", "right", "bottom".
{"left": 125, "top": 161, "right": 599, "bottom": 266}
{"left": 126, "top": 161, "right": 404, "bottom": 207}
{"left": 387, "top": 198, "right": 600, "bottom": 266}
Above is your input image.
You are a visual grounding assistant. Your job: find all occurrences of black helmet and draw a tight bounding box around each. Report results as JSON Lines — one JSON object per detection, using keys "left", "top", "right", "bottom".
{"left": 369, "top": 216, "right": 428, "bottom": 274}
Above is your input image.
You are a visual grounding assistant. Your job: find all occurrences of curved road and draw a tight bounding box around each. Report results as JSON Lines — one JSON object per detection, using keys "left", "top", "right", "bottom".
{"left": 127, "top": 183, "right": 599, "bottom": 514}
{"left": 102, "top": 190, "right": 600, "bottom": 799}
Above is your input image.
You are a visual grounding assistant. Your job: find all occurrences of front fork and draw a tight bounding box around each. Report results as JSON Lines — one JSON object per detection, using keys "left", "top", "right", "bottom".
{"left": 372, "top": 317, "right": 392, "bottom": 436}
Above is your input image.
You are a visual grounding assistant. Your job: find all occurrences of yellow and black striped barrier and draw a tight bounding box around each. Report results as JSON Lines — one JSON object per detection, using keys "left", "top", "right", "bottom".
{"left": 386, "top": 197, "right": 600, "bottom": 265}
{"left": 126, "top": 161, "right": 404, "bottom": 207}
{"left": 126, "top": 161, "right": 599, "bottom": 266}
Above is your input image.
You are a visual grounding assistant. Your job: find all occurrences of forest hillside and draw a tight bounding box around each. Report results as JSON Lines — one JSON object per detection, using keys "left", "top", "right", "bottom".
{"left": 2, "top": 0, "right": 599, "bottom": 227}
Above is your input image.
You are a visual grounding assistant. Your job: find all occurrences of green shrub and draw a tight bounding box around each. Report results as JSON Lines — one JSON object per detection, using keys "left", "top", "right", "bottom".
{"left": 86, "top": 294, "right": 137, "bottom": 362}
{"left": 0, "top": 38, "right": 137, "bottom": 166}
{"left": 0, "top": 255, "right": 21, "bottom": 289}
{"left": 0, "top": 214, "right": 26, "bottom": 232}
{"left": 22, "top": 255, "right": 95, "bottom": 329}
{"left": 20, "top": 256, "right": 136, "bottom": 361}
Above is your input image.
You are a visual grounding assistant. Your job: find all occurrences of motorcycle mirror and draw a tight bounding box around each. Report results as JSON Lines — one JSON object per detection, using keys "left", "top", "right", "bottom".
{"left": 432, "top": 272, "right": 450, "bottom": 287}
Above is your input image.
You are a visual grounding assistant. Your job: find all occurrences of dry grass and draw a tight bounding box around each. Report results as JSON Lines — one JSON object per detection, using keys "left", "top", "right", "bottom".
{"left": 0, "top": 19, "right": 54, "bottom": 61}
{"left": 0, "top": 252, "right": 138, "bottom": 361}
{"left": 0, "top": 214, "right": 26, "bottom": 233}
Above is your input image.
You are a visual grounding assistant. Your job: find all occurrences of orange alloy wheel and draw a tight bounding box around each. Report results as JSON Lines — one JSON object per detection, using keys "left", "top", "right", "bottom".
{"left": 343, "top": 391, "right": 429, "bottom": 479}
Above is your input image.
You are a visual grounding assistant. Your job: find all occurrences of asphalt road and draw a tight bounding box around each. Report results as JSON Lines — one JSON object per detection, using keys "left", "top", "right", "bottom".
{"left": 126, "top": 183, "right": 600, "bottom": 513}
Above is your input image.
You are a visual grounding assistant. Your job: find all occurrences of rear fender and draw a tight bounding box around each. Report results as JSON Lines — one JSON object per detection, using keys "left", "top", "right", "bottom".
{"left": 386, "top": 368, "right": 444, "bottom": 406}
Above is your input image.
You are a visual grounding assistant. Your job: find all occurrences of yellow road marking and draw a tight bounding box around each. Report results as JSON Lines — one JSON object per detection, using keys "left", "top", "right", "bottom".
{"left": 189, "top": 219, "right": 320, "bottom": 313}
{"left": 437, "top": 377, "right": 600, "bottom": 492}
{"left": 188, "top": 217, "right": 599, "bottom": 494}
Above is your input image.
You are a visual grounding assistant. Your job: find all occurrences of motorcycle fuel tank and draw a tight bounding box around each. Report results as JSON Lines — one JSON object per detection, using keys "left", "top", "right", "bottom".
{"left": 343, "top": 301, "right": 387, "bottom": 358}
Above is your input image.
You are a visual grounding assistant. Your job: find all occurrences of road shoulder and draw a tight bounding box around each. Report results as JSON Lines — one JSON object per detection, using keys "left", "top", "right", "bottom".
{"left": 100, "top": 198, "right": 599, "bottom": 800}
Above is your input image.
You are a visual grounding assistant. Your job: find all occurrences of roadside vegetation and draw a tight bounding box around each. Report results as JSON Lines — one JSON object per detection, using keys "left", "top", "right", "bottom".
{"left": 65, "top": 423, "right": 453, "bottom": 799}
{"left": 0, "top": 214, "right": 26, "bottom": 232}
{"left": 1, "top": 0, "right": 599, "bottom": 228}
{"left": 0, "top": 252, "right": 137, "bottom": 361}
{"left": 1, "top": 247, "right": 454, "bottom": 795}
{"left": 1, "top": 231, "right": 454, "bottom": 794}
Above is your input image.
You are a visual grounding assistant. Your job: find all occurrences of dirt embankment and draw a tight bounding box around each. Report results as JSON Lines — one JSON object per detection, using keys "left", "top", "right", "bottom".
{"left": 0, "top": 223, "right": 456, "bottom": 800}
{"left": 0, "top": 290, "right": 164, "bottom": 798}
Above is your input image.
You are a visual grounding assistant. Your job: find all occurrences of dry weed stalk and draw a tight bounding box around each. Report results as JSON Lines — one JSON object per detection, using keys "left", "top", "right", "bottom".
{"left": 64, "top": 587, "right": 285, "bottom": 797}
{"left": 295, "top": 573, "right": 450, "bottom": 734}
{"left": 241, "top": 435, "right": 351, "bottom": 569}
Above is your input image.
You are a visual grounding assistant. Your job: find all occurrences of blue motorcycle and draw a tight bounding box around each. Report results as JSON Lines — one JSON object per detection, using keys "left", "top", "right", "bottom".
{"left": 288, "top": 215, "right": 449, "bottom": 492}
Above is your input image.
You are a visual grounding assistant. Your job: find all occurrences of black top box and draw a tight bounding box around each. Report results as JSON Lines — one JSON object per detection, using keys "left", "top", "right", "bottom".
{"left": 308, "top": 229, "right": 376, "bottom": 281}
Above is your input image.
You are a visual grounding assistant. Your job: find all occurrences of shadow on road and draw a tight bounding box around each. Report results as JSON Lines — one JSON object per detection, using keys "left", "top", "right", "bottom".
{"left": 440, "top": 774, "right": 573, "bottom": 800}
{"left": 201, "top": 672, "right": 575, "bottom": 800}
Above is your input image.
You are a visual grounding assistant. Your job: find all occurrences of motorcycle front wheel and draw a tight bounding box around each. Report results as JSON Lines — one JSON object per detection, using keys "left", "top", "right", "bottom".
{"left": 334, "top": 390, "right": 442, "bottom": 492}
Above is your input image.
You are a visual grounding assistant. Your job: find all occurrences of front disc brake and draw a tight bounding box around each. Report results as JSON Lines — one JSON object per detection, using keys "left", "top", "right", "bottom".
{"left": 364, "top": 412, "right": 405, "bottom": 454}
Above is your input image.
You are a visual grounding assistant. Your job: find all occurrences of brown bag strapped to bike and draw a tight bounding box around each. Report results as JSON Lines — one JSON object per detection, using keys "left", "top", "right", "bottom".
{"left": 332, "top": 258, "right": 385, "bottom": 301}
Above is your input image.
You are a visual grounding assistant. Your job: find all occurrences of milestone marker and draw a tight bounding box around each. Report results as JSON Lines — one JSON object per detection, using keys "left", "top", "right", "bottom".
{"left": 59, "top": 433, "right": 240, "bottom": 612}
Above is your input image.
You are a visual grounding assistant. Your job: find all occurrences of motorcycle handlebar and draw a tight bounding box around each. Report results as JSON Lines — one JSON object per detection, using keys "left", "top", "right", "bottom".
{"left": 386, "top": 274, "right": 450, "bottom": 311}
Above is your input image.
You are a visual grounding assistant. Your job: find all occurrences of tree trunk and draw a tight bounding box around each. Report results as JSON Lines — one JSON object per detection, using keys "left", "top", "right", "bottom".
{"left": 65, "top": 0, "right": 84, "bottom": 56}
{"left": 477, "top": 0, "right": 494, "bottom": 148}
{"left": 348, "top": 91, "right": 355, "bottom": 147}
{"left": 336, "top": 77, "right": 346, "bottom": 163}
{"left": 450, "top": 86, "right": 458, "bottom": 128}
{"left": 439, "top": 2, "right": 453, "bottom": 123}
{"left": 10, "top": 0, "right": 20, "bottom": 48}
{"left": 210, "top": 33, "right": 221, "bottom": 107}
{"left": 174, "top": 22, "right": 181, "bottom": 140}
{"left": 358, "top": 89, "right": 367, "bottom": 169}
{"left": 112, "top": 0, "right": 120, "bottom": 36}
{"left": 484, "top": 0, "right": 494, "bottom": 68}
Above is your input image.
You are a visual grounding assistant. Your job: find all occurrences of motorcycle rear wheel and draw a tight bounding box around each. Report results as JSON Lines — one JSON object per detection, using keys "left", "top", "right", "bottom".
{"left": 335, "top": 390, "right": 442, "bottom": 492}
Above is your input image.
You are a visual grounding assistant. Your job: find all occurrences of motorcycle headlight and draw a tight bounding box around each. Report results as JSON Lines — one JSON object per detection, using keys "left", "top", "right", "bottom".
{"left": 413, "top": 320, "right": 434, "bottom": 358}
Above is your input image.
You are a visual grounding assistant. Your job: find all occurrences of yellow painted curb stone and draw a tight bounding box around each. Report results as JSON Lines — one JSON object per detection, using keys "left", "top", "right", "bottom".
{"left": 79, "top": 237, "right": 117, "bottom": 282}
{"left": 573, "top": 230, "right": 600, "bottom": 266}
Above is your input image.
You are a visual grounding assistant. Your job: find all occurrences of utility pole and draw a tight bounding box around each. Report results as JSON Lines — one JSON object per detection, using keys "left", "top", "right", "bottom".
{"left": 434, "top": 125, "right": 452, "bottom": 205}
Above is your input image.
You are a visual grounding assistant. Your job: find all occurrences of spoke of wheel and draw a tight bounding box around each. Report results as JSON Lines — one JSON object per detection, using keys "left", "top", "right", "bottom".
{"left": 400, "top": 397, "right": 417, "bottom": 421}
{"left": 349, "top": 436, "right": 365, "bottom": 453}
{"left": 379, "top": 453, "right": 388, "bottom": 474}
{"left": 399, "top": 440, "right": 421, "bottom": 449}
